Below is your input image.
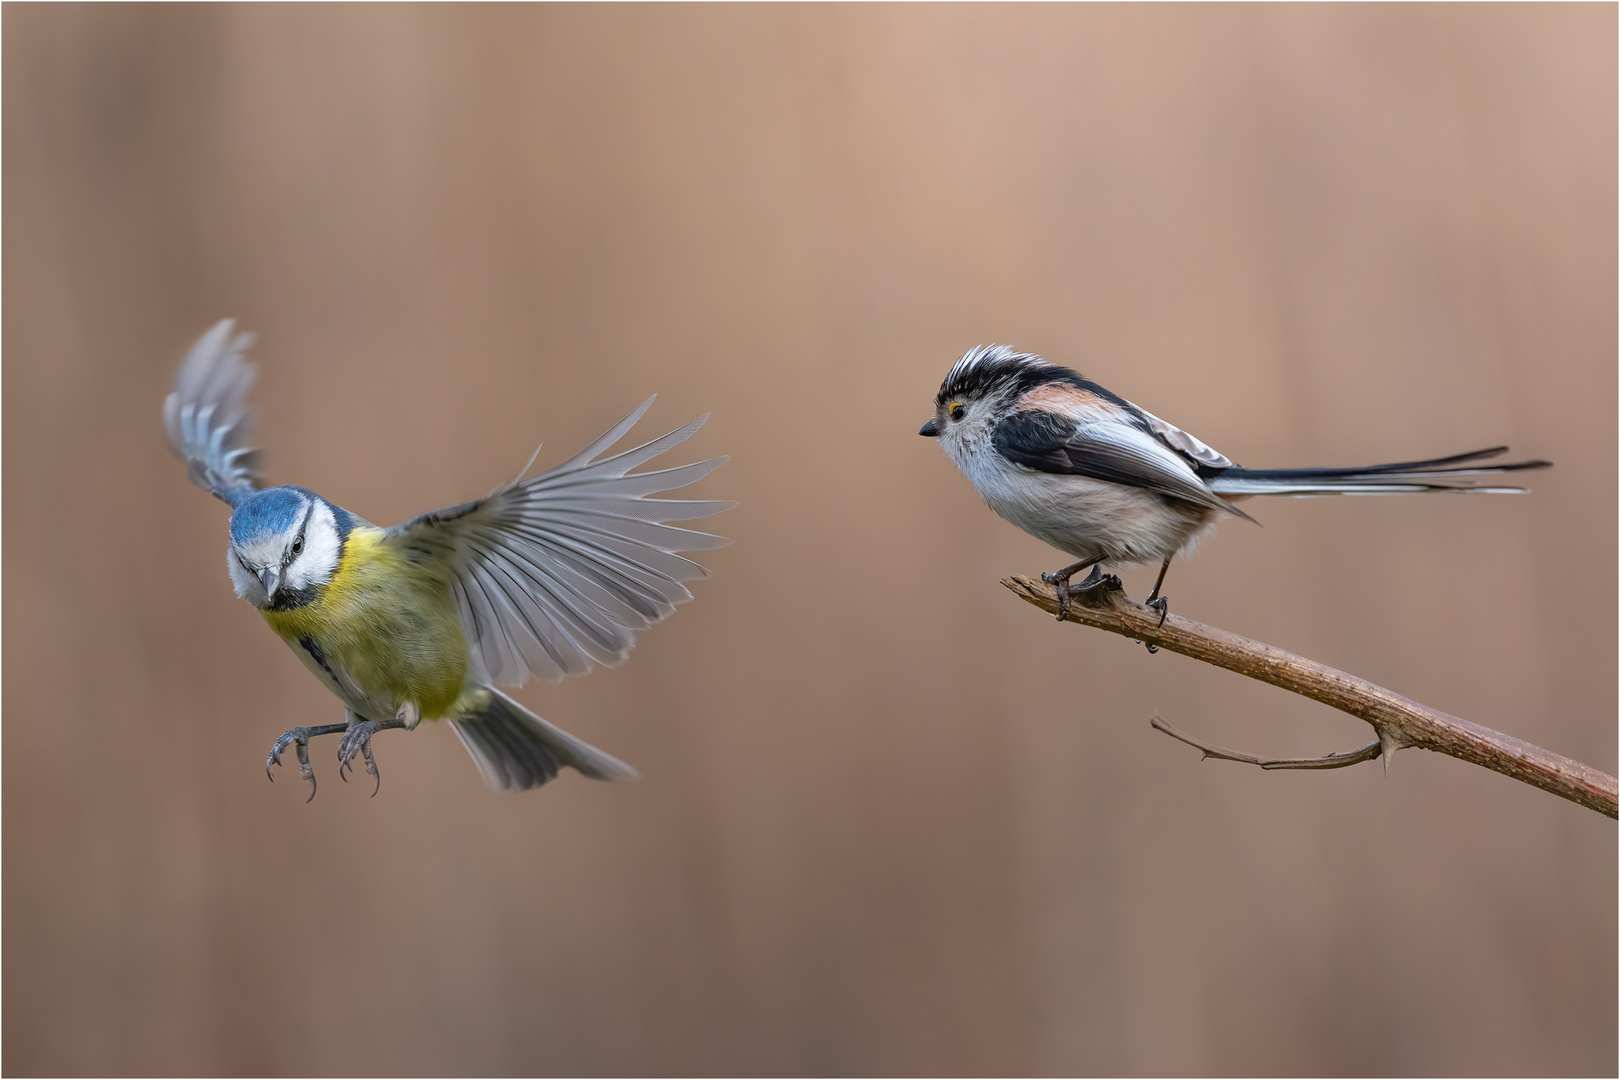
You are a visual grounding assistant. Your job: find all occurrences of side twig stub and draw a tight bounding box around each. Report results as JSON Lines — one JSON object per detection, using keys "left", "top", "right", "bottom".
{"left": 1150, "top": 714, "right": 1383, "bottom": 771}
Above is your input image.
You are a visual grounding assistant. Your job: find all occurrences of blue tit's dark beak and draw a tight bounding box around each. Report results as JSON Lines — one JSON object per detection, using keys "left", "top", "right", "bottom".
{"left": 918, "top": 418, "right": 940, "bottom": 437}
{"left": 260, "top": 567, "right": 281, "bottom": 600}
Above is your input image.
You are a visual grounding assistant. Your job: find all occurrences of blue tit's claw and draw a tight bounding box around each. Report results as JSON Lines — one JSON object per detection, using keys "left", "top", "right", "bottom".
{"left": 337, "top": 723, "right": 365, "bottom": 777}
{"left": 265, "top": 723, "right": 347, "bottom": 800}
{"left": 266, "top": 737, "right": 290, "bottom": 781}
{"left": 296, "top": 739, "right": 316, "bottom": 801}
{"left": 363, "top": 741, "right": 381, "bottom": 797}
{"left": 336, "top": 718, "right": 404, "bottom": 798}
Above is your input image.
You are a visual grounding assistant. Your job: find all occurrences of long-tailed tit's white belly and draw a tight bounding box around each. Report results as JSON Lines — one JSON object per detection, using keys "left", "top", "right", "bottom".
{"left": 952, "top": 441, "right": 1219, "bottom": 565}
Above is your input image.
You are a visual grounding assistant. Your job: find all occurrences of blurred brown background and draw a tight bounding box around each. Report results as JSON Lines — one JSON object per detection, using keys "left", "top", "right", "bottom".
{"left": 4, "top": 4, "right": 1614, "bottom": 1076}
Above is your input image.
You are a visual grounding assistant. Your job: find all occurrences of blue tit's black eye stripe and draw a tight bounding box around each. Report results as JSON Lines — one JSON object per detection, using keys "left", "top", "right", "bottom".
{"left": 282, "top": 498, "right": 316, "bottom": 567}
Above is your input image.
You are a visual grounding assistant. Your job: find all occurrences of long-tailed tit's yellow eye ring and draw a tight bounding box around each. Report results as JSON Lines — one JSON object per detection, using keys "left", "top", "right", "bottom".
{"left": 949, "top": 403, "right": 966, "bottom": 421}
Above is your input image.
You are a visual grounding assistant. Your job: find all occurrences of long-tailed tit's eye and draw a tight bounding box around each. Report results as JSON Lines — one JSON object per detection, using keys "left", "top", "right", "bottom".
{"left": 949, "top": 403, "right": 966, "bottom": 422}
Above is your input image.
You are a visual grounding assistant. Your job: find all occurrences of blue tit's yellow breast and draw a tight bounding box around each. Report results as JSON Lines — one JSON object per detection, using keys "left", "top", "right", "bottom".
{"left": 263, "top": 527, "right": 469, "bottom": 719}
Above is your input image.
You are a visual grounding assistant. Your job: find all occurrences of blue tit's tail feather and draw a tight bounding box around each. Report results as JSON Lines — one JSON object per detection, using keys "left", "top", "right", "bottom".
{"left": 451, "top": 688, "right": 639, "bottom": 792}
{"left": 1208, "top": 447, "right": 1552, "bottom": 497}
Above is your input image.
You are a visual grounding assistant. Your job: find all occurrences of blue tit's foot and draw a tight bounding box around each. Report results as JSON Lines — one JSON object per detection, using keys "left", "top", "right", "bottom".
{"left": 337, "top": 718, "right": 408, "bottom": 797}
{"left": 266, "top": 723, "right": 348, "bottom": 802}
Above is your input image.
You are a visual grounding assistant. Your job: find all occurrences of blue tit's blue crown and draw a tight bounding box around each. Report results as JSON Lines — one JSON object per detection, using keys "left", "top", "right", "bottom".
{"left": 230, "top": 486, "right": 354, "bottom": 545}
{"left": 230, "top": 486, "right": 308, "bottom": 545}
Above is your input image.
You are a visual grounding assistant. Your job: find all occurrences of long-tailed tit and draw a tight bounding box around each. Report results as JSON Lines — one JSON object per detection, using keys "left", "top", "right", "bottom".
{"left": 919, "top": 345, "right": 1550, "bottom": 621}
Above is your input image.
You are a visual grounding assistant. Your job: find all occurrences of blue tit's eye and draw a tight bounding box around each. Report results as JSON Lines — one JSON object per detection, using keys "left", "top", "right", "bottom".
{"left": 949, "top": 403, "right": 966, "bottom": 422}
{"left": 291, "top": 536, "right": 304, "bottom": 557}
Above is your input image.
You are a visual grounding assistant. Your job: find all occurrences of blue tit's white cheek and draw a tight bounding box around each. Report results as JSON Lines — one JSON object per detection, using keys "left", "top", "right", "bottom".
{"left": 228, "top": 546, "right": 267, "bottom": 605}
{"left": 228, "top": 532, "right": 288, "bottom": 607}
{"left": 283, "top": 500, "right": 342, "bottom": 594}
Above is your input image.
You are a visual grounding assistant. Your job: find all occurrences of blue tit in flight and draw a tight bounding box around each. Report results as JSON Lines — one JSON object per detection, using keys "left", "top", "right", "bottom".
{"left": 165, "top": 320, "right": 731, "bottom": 800}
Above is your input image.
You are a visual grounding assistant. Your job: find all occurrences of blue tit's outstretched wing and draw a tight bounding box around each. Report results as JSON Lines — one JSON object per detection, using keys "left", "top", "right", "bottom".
{"left": 384, "top": 397, "right": 732, "bottom": 687}
{"left": 163, "top": 320, "right": 263, "bottom": 506}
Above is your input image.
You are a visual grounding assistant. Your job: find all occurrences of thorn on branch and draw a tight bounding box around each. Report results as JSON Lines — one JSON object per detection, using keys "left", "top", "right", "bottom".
{"left": 1151, "top": 714, "right": 1383, "bottom": 771}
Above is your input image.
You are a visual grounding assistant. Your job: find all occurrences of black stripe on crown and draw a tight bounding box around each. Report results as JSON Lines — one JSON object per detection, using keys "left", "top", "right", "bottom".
{"left": 935, "top": 345, "right": 1132, "bottom": 411}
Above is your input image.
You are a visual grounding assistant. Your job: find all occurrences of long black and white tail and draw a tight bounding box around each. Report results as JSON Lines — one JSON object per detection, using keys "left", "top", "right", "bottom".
{"left": 1208, "top": 446, "right": 1551, "bottom": 498}
{"left": 451, "top": 688, "right": 639, "bottom": 792}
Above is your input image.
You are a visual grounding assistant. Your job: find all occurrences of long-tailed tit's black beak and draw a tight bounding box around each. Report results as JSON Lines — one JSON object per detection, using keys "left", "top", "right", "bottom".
{"left": 918, "top": 418, "right": 940, "bottom": 437}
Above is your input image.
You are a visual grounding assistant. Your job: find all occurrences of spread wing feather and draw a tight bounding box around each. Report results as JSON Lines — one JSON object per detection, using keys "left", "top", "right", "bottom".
{"left": 386, "top": 397, "right": 731, "bottom": 687}
{"left": 163, "top": 319, "right": 263, "bottom": 505}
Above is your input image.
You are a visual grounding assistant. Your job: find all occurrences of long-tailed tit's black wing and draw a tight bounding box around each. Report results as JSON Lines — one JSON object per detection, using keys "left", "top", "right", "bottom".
{"left": 993, "top": 409, "right": 1255, "bottom": 521}
{"left": 384, "top": 397, "right": 732, "bottom": 687}
{"left": 163, "top": 320, "right": 263, "bottom": 506}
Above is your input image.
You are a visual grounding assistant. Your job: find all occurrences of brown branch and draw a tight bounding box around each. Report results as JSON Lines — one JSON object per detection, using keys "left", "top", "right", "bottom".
{"left": 1002, "top": 574, "right": 1617, "bottom": 819}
